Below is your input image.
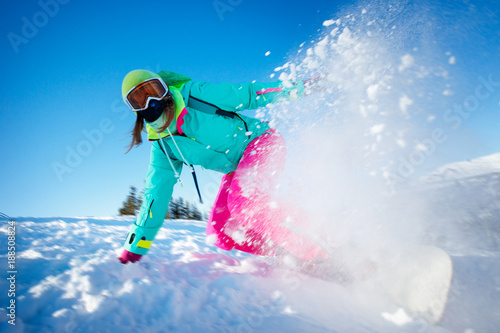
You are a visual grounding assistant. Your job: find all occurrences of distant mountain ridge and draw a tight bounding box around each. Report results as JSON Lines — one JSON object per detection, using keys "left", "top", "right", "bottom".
{"left": 413, "top": 153, "right": 500, "bottom": 252}
{"left": 418, "top": 152, "right": 500, "bottom": 186}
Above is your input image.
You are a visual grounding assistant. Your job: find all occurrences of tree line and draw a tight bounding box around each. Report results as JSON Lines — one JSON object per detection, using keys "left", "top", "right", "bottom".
{"left": 118, "top": 186, "right": 206, "bottom": 221}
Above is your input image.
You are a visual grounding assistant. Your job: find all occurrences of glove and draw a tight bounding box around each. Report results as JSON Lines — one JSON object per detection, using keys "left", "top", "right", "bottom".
{"left": 303, "top": 73, "right": 330, "bottom": 96}
{"left": 118, "top": 249, "right": 143, "bottom": 264}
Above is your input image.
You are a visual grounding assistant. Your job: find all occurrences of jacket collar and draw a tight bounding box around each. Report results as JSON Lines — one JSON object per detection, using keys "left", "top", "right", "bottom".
{"left": 147, "top": 85, "right": 186, "bottom": 141}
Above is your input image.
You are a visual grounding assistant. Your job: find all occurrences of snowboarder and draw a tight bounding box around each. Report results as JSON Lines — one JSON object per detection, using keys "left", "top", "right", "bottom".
{"left": 118, "top": 70, "right": 328, "bottom": 264}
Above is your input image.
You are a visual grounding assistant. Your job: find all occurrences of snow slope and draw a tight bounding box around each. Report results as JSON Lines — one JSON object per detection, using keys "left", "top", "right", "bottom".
{"left": 413, "top": 153, "right": 500, "bottom": 332}
{"left": 415, "top": 153, "right": 500, "bottom": 254}
{"left": 0, "top": 217, "right": 412, "bottom": 333}
{"left": 1, "top": 150, "right": 500, "bottom": 333}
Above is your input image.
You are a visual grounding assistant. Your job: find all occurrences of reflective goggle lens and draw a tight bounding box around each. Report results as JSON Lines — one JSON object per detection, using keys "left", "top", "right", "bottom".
{"left": 126, "top": 78, "right": 168, "bottom": 111}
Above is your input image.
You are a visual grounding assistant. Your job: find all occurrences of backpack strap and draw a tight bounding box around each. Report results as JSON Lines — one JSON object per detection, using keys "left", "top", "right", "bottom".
{"left": 187, "top": 96, "right": 236, "bottom": 118}
{"left": 187, "top": 96, "right": 249, "bottom": 132}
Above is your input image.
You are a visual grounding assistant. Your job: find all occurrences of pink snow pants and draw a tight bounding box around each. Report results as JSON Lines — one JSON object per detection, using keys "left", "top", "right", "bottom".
{"left": 206, "top": 129, "right": 327, "bottom": 261}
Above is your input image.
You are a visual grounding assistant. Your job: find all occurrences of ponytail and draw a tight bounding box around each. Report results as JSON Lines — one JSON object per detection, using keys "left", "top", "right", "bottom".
{"left": 125, "top": 112, "right": 145, "bottom": 154}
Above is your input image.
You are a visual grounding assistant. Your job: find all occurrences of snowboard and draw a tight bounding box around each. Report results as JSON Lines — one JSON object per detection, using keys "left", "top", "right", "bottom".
{"left": 269, "top": 233, "right": 453, "bottom": 325}
{"left": 297, "top": 243, "right": 453, "bottom": 324}
{"left": 376, "top": 245, "right": 453, "bottom": 324}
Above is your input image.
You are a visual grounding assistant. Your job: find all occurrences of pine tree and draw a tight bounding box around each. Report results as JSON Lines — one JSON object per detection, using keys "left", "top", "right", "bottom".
{"left": 165, "top": 204, "right": 171, "bottom": 219}
{"left": 185, "top": 202, "right": 193, "bottom": 220}
{"left": 178, "top": 197, "right": 187, "bottom": 219}
{"left": 137, "top": 188, "right": 144, "bottom": 211}
{"left": 165, "top": 196, "right": 174, "bottom": 219}
{"left": 118, "top": 186, "right": 141, "bottom": 216}
{"left": 169, "top": 197, "right": 181, "bottom": 219}
{"left": 191, "top": 203, "right": 203, "bottom": 221}
{"left": 164, "top": 197, "right": 206, "bottom": 221}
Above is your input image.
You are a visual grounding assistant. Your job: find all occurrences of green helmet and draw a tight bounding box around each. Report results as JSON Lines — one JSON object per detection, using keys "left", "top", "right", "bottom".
{"left": 121, "top": 69, "right": 162, "bottom": 102}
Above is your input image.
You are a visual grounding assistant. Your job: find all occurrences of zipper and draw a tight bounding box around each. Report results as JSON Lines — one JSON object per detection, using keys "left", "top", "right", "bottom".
{"left": 139, "top": 198, "right": 155, "bottom": 227}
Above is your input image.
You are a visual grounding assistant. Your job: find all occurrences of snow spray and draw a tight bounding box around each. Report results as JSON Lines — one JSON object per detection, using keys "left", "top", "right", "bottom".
{"left": 256, "top": 0, "right": 499, "bottom": 275}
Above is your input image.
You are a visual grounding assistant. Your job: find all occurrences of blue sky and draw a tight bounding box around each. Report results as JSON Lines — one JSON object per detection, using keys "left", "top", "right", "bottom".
{"left": 1, "top": 0, "right": 499, "bottom": 218}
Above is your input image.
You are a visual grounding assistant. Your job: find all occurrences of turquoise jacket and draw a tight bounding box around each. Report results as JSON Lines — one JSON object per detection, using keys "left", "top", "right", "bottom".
{"left": 123, "top": 73, "right": 305, "bottom": 256}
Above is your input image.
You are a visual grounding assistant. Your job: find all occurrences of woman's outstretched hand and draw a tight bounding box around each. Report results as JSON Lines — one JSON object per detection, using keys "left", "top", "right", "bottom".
{"left": 118, "top": 249, "right": 143, "bottom": 264}
{"left": 304, "top": 73, "right": 330, "bottom": 96}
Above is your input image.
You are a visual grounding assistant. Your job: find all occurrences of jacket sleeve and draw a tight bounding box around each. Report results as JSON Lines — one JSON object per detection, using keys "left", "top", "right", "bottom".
{"left": 122, "top": 141, "right": 183, "bottom": 256}
{"left": 186, "top": 80, "right": 305, "bottom": 112}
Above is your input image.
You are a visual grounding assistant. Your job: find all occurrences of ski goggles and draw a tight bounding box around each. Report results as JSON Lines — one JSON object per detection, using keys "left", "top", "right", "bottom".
{"left": 125, "top": 78, "right": 169, "bottom": 112}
